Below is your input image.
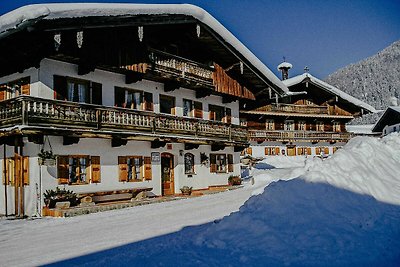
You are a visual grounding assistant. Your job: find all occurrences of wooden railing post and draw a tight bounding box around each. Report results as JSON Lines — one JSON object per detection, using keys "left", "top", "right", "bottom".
{"left": 21, "top": 99, "right": 27, "bottom": 125}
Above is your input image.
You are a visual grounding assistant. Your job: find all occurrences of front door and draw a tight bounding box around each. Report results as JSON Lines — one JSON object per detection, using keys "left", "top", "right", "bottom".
{"left": 161, "top": 153, "right": 174, "bottom": 196}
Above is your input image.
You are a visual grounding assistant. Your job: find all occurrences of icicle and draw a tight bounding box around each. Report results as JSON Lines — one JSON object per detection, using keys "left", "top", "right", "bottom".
{"left": 196, "top": 24, "right": 201, "bottom": 38}
{"left": 138, "top": 26, "right": 144, "bottom": 42}
{"left": 240, "top": 61, "right": 244, "bottom": 74}
{"left": 54, "top": 32, "right": 61, "bottom": 51}
{"left": 76, "top": 31, "right": 83, "bottom": 48}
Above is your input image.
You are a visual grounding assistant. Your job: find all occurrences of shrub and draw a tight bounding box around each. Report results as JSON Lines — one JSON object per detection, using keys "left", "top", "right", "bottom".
{"left": 228, "top": 175, "right": 242, "bottom": 186}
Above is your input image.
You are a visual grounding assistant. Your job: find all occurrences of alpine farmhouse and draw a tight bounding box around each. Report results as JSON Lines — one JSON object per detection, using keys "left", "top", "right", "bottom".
{"left": 241, "top": 63, "right": 376, "bottom": 158}
{"left": 0, "top": 4, "right": 288, "bottom": 217}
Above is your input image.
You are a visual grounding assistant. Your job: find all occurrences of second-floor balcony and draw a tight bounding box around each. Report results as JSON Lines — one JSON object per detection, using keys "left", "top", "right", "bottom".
{"left": 249, "top": 130, "right": 352, "bottom": 143}
{"left": 0, "top": 96, "right": 248, "bottom": 144}
{"left": 256, "top": 103, "right": 329, "bottom": 115}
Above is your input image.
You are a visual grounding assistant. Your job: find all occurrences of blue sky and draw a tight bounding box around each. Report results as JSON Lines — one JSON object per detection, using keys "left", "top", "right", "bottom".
{"left": 1, "top": 0, "right": 399, "bottom": 79}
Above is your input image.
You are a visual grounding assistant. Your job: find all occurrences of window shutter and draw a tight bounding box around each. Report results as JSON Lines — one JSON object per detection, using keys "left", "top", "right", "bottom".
{"left": 91, "top": 156, "right": 101, "bottom": 183}
{"left": 228, "top": 154, "right": 234, "bottom": 172}
{"left": 324, "top": 147, "right": 329, "bottom": 155}
{"left": 209, "top": 110, "right": 215, "bottom": 120}
{"left": 21, "top": 84, "right": 30, "bottom": 96}
{"left": 23, "top": 156, "right": 29, "bottom": 185}
{"left": 225, "top": 108, "right": 232, "bottom": 124}
{"left": 57, "top": 156, "right": 69, "bottom": 184}
{"left": 143, "top": 156, "right": 152, "bottom": 180}
{"left": 307, "top": 147, "right": 312, "bottom": 155}
{"left": 10, "top": 158, "right": 15, "bottom": 186}
{"left": 194, "top": 101, "right": 203, "bottom": 119}
{"left": 0, "top": 84, "right": 6, "bottom": 101}
{"left": 91, "top": 82, "right": 102, "bottom": 105}
{"left": 275, "top": 147, "right": 280, "bottom": 155}
{"left": 316, "top": 148, "right": 321, "bottom": 155}
{"left": 144, "top": 92, "right": 153, "bottom": 111}
{"left": 54, "top": 75, "right": 67, "bottom": 100}
{"left": 118, "top": 156, "right": 128, "bottom": 182}
{"left": 210, "top": 154, "right": 216, "bottom": 173}
{"left": 246, "top": 147, "right": 252, "bottom": 155}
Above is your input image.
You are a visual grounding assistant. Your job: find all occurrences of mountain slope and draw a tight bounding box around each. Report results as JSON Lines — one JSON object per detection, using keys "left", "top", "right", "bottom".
{"left": 325, "top": 40, "right": 400, "bottom": 124}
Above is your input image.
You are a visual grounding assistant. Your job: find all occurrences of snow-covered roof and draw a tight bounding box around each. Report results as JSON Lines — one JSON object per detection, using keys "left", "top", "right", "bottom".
{"left": 372, "top": 106, "right": 400, "bottom": 132}
{"left": 0, "top": 3, "right": 288, "bottom": 94}
{"left": 277, "top": 62, "right": 292, "bottom": 70}
{"left": 283, "top": 73, "right": 377, "bottom": 113}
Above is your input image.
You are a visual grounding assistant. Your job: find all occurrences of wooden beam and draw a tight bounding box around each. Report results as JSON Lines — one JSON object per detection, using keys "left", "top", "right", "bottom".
{"left": 126, "top": 71, "right": 144, "bottom": 84}
{"left": 28, "top": 134, "right": 44, "bottom": 144}
{"left": 211, "top": 143, "right": 225, "bottom": 151}
{"left": 151, "top": 139, "right": 166, "bottom": 149}
{"left": 63, "top": 136, "right": 80, "bottom": 146}
{"left": 196, "top": 88, "right": 212, "bottom": 98}
{"left": 184, "top": 143, "right": 200, "bottom": 150}
{"left": 111, "top": 137, "right": 128, "bottom": 147}
{"left": 222, "top": 95, "right": 237, "bottom": 104}
{"left": 164, "top": 81, "right": 180, "bottom": 92}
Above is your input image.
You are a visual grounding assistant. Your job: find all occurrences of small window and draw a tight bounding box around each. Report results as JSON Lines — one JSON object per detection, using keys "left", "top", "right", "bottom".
{"left": 210, "top": 153, "right": 230, "bottom": 173}
{"left": 209, "top": 105, "right": 225, "bottom": 122}
{"left": 68, "top": 156, "right": 89, "bottom": 184}
{"left": 284, "top": 120, "right": 295, "bottom": 131}
{"left": 160, "top": 95, "right": 176, "bottom": 115}
{"left": 118, "top": 156, "right": 152, "bottom": 182}
{"left": 183, "top": 99, "right": 194, "bottom": 117}
{"left": 298, "top": 121, "right": 306, "bottom": 131}
{"left": 316, "top": 121, "right": 324, "bottom": 131}
{"left": 67, "top": 79, "right": 89, "bottom": 103}
{"left": 127, "top": 157, "right": 143, "bottom": 181}
{"left": 184, "top": 153, "right": 195, "bottom": 174}
{"left": 266, "top": 120, "right": 275, "bottom": 130}
{"left": 54, "top": 76, "right": 102, "bottom": 105}
{"left": 333, "top": 122, "right": 341, "bottom": 132}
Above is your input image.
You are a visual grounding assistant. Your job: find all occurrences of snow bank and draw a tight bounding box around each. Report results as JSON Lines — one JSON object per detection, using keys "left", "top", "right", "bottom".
{"left": 49, "top": 134, "right": 400, "bottom": 266}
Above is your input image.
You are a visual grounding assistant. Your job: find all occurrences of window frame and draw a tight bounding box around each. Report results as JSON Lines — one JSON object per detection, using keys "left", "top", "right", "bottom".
{"left": 115, "top": 86, "right": 149, "bottom": 111}
{"left": 159, "top": 94, "right": 176, "bottom": 115}
{"left": 67, "top": 155, "right": 90, "bottom": 185}
{"left": 266, "top": 119, "right": 275, "bottom": 130}
{"left": 184, "top": 153, "right": 195, "bottom": 174}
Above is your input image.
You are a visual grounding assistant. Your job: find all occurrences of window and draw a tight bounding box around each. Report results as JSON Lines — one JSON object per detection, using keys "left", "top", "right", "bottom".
{"left": 297, "top": 147, "right": 311, "bottom": 156}
{"left": 0, "top": 77, "right": 30, "bottom": 101}
{"left": 183, "top": 99, "right": 202, "bottom": 118}
{"left": 333, "top": 122, "right": 341, "bottom": 132}
{"left": 298, "top": 121, "right": 306, "bottom": 131}
{"left": 54, "top": 76, "right": 102, "bottom": 105}
{"left": 284, "top": 120, "right": 295, "bottom": 131}
{"left": 209, "top": 105, "right": 231, "bottom": 123}
{"left": 118, "top": 156, "right": 152, "bottom": 182}
{"left": 160, "top": 95, "right": 176, "bottom": 115}
{"left": 184, "top": 153, "right": 195, "bottom": 174}
{"left": 115, "top": 87, "right": 153, "bottom": 111}
{"left": 316, "top": 121, "right": 324, "bottom": 131}
{"left": 57, "top": 155, "right": 100, "bottom": 185}
{"left": 210, "top": 154, "right": 234, "bottom": 173}
{"left": 265, "top": 147, "right": 280, "bottom": 156}
{"left": 2, "top": 156, "right": 29, "bottom": 186}
{"left": 266, "top": 120, "right": 275, "bottom": 130}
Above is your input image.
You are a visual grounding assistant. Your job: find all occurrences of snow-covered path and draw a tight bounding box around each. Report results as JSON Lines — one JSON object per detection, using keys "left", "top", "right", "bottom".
{"left": 0, "top": 184, "right": 259, "bottom": 267}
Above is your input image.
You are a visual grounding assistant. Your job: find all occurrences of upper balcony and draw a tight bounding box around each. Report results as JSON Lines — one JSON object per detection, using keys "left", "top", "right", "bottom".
{"left": 0, "top": 96, "right": 248, "bottom": 145}
{"left": 121, "top": 49, "right": 256, "bottom": 100}
{"left": 256, "top": 103, "right": 329, "bottom": 115}
{"left": 249, "top": 130, "right": 352, "bottom": 143}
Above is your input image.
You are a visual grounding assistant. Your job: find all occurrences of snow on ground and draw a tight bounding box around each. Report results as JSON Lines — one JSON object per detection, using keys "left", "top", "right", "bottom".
{"left": 1, "top": 134, "right": 400, "bottom": 266}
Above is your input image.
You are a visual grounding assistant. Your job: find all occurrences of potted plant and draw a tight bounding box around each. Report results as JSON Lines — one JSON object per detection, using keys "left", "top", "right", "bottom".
{"left": 228, "top": 175, "right": 242, "bottom": 186}
{"left": 38, "top": 149, "right": 56, "bottom": 166}
{"left": 180, "top": 186, "right": 193, "bottom": 196}
{"left": 44, "top": 187, "right": 78, "bottom": 208}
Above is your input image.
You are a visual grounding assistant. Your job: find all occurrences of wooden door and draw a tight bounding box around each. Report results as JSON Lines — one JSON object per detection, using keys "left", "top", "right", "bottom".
{"left": 161, "top": 153, "right": 174, "bottom": 196}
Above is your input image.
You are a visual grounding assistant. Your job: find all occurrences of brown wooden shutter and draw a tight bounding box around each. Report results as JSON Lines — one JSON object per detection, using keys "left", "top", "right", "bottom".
{"left": 324, "top": 147, "right": 329, "bottom": 155}
{"left": 58, "top": 156, "right": 69, "bottom": 184}
{"left": 143, "top": 156, "right": 152, "bottom": 180}
{"left": 91, "top": 82, "right": 102, "bottom": 105}
{"left": 54, "top": 75, "right": 67, "bottom": 100}
{"left": 91, "top": 156, "right": 101, "bottom": 183}
{"left": 0, "top": 84, "right": 6, "bottom": 101}
{"left": 22, "top": 156, "right": 29, "bottom": 185}
{"left": 246, "top": 147, "right": 252, "bottom": 155}
{"left": 210, "top": 154, "right": 217, "bottom": 173}
{"left": 118, "top": 156, "right": 128, "bottom": 182}
{"left": 307, "top": 147, "right": 312, "bottom": 155}
{"left": 225, "top": 108, "right": 232, "bottom": 124}
{"left": 227, "top": 154, "right": 234, "bottom": 173}
{"left": 275, "top": 147, "right": 280, "bottom": 155}
{"left": 194, "top": 101, "right": 203, "bottom": 119}
{"left": 316, "top": 147, "right": 321, "bottom": 155}
{"left": 144, "top": 92, "right": 153, "bottom": 111}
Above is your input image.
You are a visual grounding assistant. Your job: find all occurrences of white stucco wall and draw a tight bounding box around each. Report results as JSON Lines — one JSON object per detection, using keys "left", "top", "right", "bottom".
{"left": 383, "top": 123, "right": 400, "bottom": 136}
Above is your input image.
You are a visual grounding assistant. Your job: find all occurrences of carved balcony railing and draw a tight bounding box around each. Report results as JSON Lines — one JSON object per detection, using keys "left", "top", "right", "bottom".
{"left": 0, "top": 96, "right": 248, "bottom": 143}
{"left": 249, "top": 130, "right": 353, "bottom": 142}
{"left": 256, "top": 103, "right": 329, "bottom": 115}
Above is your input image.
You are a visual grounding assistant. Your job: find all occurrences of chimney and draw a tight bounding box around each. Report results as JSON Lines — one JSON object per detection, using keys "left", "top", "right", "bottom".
{"left": 277, "top": 58, "right": 292, "bottom": 80}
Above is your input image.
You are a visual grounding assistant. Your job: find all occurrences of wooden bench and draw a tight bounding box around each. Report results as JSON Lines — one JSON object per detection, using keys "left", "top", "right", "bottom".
{"left": 77, "top": 187, "right": 153, "bottom": 204}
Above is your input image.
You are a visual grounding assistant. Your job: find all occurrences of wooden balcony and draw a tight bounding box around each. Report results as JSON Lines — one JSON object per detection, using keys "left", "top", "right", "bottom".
{"left": 249, "top": 130, "right": 352, "bottom": 143}
{"left": 256, "top": 103, "right": 329, "bottom": 115}
{"left": 0, "top": 96, "right": 248, "bottom": 144}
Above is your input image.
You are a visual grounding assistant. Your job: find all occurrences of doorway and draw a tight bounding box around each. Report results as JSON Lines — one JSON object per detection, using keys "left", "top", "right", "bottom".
{"left": 161, "top": 153, "right": 174, "bottom": 196}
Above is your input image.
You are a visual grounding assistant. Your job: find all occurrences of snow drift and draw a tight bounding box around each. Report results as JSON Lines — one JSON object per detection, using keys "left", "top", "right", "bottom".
{"left": 48, "top": 134, "right": 400, "bottom": 266}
